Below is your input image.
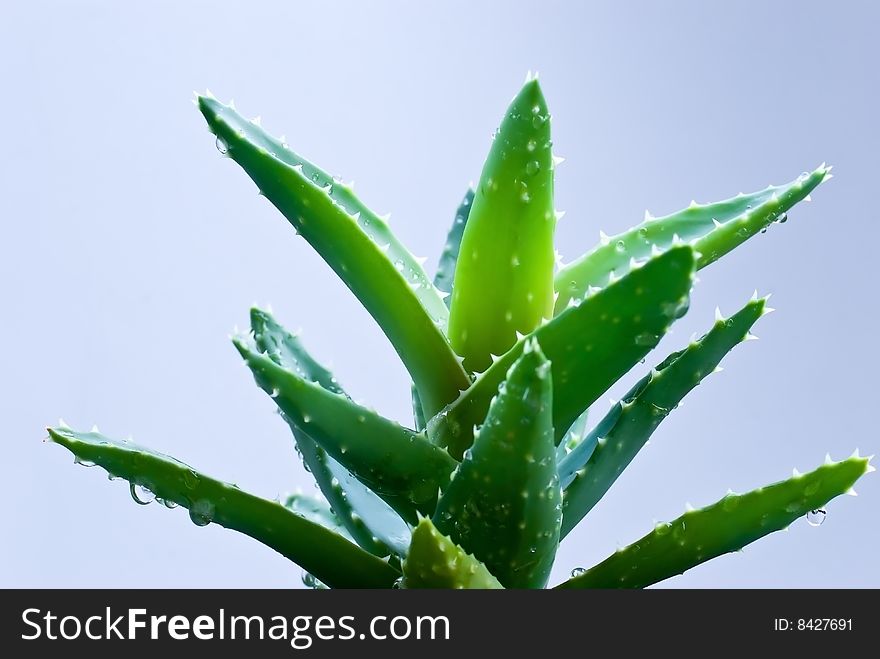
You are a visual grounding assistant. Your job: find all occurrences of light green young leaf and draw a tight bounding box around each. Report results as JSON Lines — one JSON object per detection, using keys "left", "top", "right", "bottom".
{"left": 449, "top": 80, "right": 556, "bottom": 372}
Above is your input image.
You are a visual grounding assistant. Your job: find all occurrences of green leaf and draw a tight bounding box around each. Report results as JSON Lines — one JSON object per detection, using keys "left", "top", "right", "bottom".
{"left": 250, "top": 308, "right": 409, "bottom": 556}
{"left": 448, "top": 80, "right": 557, "bottom": 372}
{"left": 198, "top": 95, "right": 469, "bottom": 418}
{"left": 402, "top": 518, "right": 503, "bottom": 589}
{"left": 555, "top": 166, "right": 829, "bottom": 313}
{"left": 433, "top": 340, "right": 561, "bottom": 588}
{"left": 410, "top": 385, "right": 427, "bottom": 432}
{"left": 560, "top": 297, "right": 768, "bottom": 537}
{"left": 557, "top": 455, "right": 873, "bottom": 589}
{"left": 235, "top": 338, "right": 457, "bottom": 521}
{"left": 283, "top": 492, "right": 352, "bottom": 541}
{"left": 409, "top": 188, "right": 477, "bottom": 432}
{"left": 556, "top": 408, "right": 590, "bottom": 463}
{"left": 433, "top": 187, "right": 475, "bottom": 304}
{"left": 429, "top": 246, "right": 696, "bottom": 461}
{"left": 48, "top": 427, "right": 400, "bottom": 589}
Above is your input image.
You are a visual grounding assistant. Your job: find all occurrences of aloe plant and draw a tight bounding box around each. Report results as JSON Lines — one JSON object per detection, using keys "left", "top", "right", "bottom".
{"left": 48, "top": 77, "right": 873, "bottom": 589}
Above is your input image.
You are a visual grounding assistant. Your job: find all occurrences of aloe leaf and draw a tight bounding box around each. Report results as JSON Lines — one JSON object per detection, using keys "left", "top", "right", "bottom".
{"left": 448, "top": 79, "right": 557, "bottom": 372}
{"left": 557, "top": 455, "right": 873, "bottom": 589}
{"left": 556, "top": 408, "right": 590, "bottom": 463}
{"left": 433, "top": 340, "right": 561, "bottom": 588}
{"left": 250, "top": 308, "right": 409, "bottom": 556}
{"left": 48, "top": 427, "right": 400, "bottom": 589}
{"left": 198, "top": 95, "right": 469, "bottom": 417}
{"left": 402, "top": 518, "right": 503, "bottom": 589}
{"left": 429, "top": 246, "right": 696, "bottom": 461}
{"left": 410, "top": 385, "right": 427, "bottom": 432}
{"left": 283, "top": 492, "right": 353, "bottom": 541}
{"left": 433, "top": 187, "right": 475, "bottom": 303}
{"left": 555, "top": 166, "right": 830, "bottom": 313}
{"left": 235, "top": 338, "right": 456, "bottom": 521}
{"left": 409, "top": 188, "right": 479, "bottom": 431}
{"left": 560, "top": 297, "right": 768, "bottom": 537}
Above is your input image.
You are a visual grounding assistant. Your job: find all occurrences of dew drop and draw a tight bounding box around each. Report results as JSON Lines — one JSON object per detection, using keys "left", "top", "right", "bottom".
{"left": 570, "top": 567, "right": 586, "bottom": 577}
{"left": 215, "top": 136, "right": 228, "bottom": 154}
{"left": 392, "top": 577, "right": 404, "bottom": 589}
{"left": 615, "top": 240, "right": 626, "bottom": 253}
{"left": 806, "top": 508, "right": 826, "bottom": 527}
{"left": 775, "top": 212, "right": 788, "bottom": 224}
{"left": 302, "top": 571, "right": 320, "bottom": 589}
{"left": 526, "top": 160, "right": 540, "bottom": 176}
{"left": 526, "top": 139, "right": 537, "bottom": 152}
{"left": 130, "top": 482, "right": 155, "bottom": 506}
{"left": 189, "top": 500, "right": 215, "bottom": 527}
{"left": 73, "top": 456, "right": 97, "bottom": 468}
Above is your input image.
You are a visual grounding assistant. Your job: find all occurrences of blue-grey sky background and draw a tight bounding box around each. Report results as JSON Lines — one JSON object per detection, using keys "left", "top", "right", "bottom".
{"left": 2, "top": 0, "right": 877, "bottom": 587}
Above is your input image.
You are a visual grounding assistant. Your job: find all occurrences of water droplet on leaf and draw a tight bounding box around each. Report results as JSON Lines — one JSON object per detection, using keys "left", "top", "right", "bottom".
{"left": 526, "top": 160, "right": 540, "bottom": 176}
{"left": 570, "top": 567, "right": 586, "bottom": 577}
{"left": 189, "top": 500, "right": 215, "bottom": 527}
{"left": 130, "top": 482, "right": 155, "bottom": 506}
{"left": 215, "top": 136, "right": 228, "bottom": 154}
{"left": 806, "top": 508, "right": 826, "bottom": 527}
{"left": 302, "top": 571, "right": 320, "bottom": 589}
